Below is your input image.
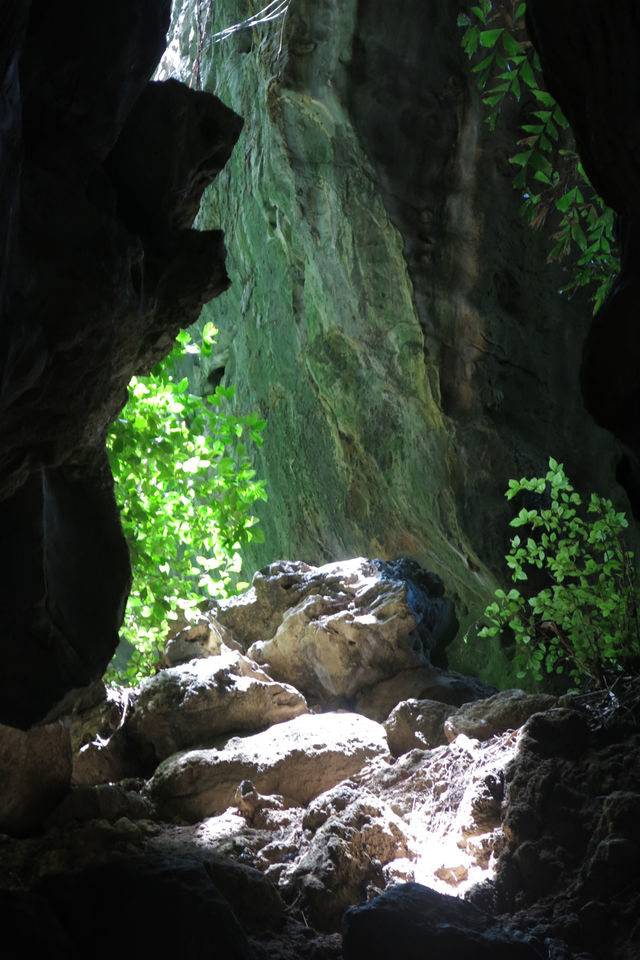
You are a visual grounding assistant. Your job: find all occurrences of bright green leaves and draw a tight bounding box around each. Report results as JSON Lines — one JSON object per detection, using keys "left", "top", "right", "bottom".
{"left": 106, "top": 327, "right": 267, "bottom": 685}
{"left": 458, "top": 1, "right": 618, "bottom": 312}
{"left": 477, "top": 459, "right": 640, "bottom": 688}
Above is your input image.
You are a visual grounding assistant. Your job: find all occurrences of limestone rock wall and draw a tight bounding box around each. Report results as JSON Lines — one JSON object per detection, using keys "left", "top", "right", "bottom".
{"left": 166, "top": 0, "right": 622, "bottom": 684}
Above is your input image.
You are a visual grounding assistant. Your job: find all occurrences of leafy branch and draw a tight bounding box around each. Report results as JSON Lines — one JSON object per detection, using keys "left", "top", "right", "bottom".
{"left": 477, "top": 458, "right": 640, "bottom": 689}
{"left": 106, "top": 323, "right": 267, "bottom": 685}
{"left": 459, "top": 0, "right": 618, "bottom": 312}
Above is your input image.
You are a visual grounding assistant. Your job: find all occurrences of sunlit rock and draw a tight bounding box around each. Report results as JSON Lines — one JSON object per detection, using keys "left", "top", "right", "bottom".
{"left": 208, "top": 557, "right": 458, "bottom": 705}
{"left": 288, "top": 789, "right": 413, "bottom": 931}
{"left": 147, "top": 711, "right": 390, "bottom": 822}
{"left": 163, "top": 618, "right": 240, "bottom": 666}
{"left": 174, "top": 0, "right": 622, "bottom": 698}
{"left": 127, "top": 647, "right": 308, "bottom": 761}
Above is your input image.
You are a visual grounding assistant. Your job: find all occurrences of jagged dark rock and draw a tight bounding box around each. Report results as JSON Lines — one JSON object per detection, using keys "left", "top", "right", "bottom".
{"left": 342, "top": 882, "right": 544, "bottom": 960}
{"left": 526, "top": 0, "right": 640, "bottom": 500}
{"left": 0, "top": 1, "right": 242, "bottom": 727}
{"left": 475, "top": 685, "right": 640, "bottom": 957}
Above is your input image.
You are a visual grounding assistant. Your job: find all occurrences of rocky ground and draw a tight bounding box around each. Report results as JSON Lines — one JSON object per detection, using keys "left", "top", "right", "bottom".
{"left": 1, "top": 559, "right": 639, "bottom": 958}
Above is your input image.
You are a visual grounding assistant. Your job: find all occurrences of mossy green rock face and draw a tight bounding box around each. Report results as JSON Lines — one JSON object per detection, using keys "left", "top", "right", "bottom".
{"left": 164, "top": 0, "right": 620, "bottom": 688}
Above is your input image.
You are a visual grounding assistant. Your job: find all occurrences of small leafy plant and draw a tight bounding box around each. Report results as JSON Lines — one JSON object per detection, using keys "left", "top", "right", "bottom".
{"left": 480, "top": 458, "right": 640, "bottom": 688}
{"left": 458, "top": 1, "right": 618, "bottom": 312}
{"left": 106, "top": 323, "right": 267, "bottom": 685}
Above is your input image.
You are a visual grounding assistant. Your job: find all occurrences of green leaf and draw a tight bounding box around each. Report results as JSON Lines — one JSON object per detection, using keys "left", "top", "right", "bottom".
{"left": 107, "top": 326, "right": 268, "bottom": 687}
{"left": 471, "top": 4, "right": 488, "bottom": 23}
{"left": 501, "top": 31, "right": 523, "bottom": 58}
{"left": 479, "top": 28, "right": 503, "bottom": 48}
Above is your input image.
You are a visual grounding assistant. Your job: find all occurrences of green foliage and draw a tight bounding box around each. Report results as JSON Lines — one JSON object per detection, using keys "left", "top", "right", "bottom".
{"left": 106, "top": 323, "right": 267, "bottom": 685}
{"left": 479, "top": 459, "right": 640, "bottom": 688}
{"left": 458, "top": 1, "right": 618, "bottom": 312}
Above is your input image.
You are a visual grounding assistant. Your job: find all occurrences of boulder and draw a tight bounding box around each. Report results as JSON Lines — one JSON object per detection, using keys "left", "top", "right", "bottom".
{"left": 384, "top": 698, "right": 455, "bottom": 756}
{"left": 127, "top": 648, "right": 308, "bottom": 761}
{"left": 239, "top": 557, "right": 457, "bottom": 704}
{"left": 163, "top": 619, "right": 240, "bottom": 666}
{"left": 355, "top": 666, "right": 497, "bottom": 722}
{"left": 148, "top": 712, "right": 390, "bottom": 822}
{"left": 342, "top": 882, "right": 544, "bottom": 959}
{"left": 0, "top": 721, "right": 72, "bottom": 835}
{"left": 146, "top": 833, "right": 285, "bottom": 934}
{"left": 444, "top": 690, "right": 557, "bottom": 743}
{"left": 211, "top": 560, "right": 320, "bottom": 648}
{"left": 291, "top": 792, "right": 412, "bottom": 931}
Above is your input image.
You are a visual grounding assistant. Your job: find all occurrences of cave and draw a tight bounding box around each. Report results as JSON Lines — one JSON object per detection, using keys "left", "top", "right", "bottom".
{"left": 1, "top": 1, "right": 640, "bottom": 958}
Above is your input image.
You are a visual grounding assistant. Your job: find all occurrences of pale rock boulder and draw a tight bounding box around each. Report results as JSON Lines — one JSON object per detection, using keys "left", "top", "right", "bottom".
{"left": 444, "top": 689, "right": 557, "bottom": 743}
{"left": 127, "top": 647, "right": 308, "bottom": 761}
{"left": 242, "top": 557, "right": 458, "bottom": 703}
{"left": 0, "top": 721, "right": 72, "bottom": 835}
{"left": 384, "top": 698, "right": 456, "bottom": 756}
{"left": 163, "top": 618, "right": 240, "bottom": 667}
{"left": 210, "top": 560, "right": 319, "bottom": 648}
{"left": 148, "top": 712, "right": 391, "bottom": 822}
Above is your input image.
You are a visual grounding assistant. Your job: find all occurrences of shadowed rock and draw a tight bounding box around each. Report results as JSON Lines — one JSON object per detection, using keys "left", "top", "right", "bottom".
{"left": 0, "top": 2, "right": 242, "bottom": 726}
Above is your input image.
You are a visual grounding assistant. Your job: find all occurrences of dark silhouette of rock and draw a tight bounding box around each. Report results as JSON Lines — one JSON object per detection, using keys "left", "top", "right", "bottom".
{"left": 0, "top": 2, "right": 242, "bottom": 727}
{"left": 34, "top": 856, "right": 254, "bottom": 959}
{"left": 478, "top": 687, "right": 640, "bottom": 956}
{"left": 342, "top": 882, "right": 543, "bottom": 959}
{"left": 527, "top": 0, "right": 640, "bottom": 503}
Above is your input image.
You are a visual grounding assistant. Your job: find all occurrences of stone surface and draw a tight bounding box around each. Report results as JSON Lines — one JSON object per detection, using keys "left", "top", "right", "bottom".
{"left": 166, "top": 0, "right": 622, "bottom": 692}
{"left": 444, "top": 690, "right": 557, "bottom": 743}
{"left": 342, "top": 882, "right": 543, "bottom": 959}
{"left": 3, "top": 678, "right": 640, "bottom": 957}
{"left": 527, "top": 1, "right": 640, "bottom": 501}
{"left": 241, "top": 557, "right": 457, "bottom": 703}
{"left": 289, "top": 793, "right": 411, "bottom": 930}
{"left": 34, "top": 855, "right": 254, "bottom": 960}
{"left": 470, "top": 683, "right": 640, "bottom": 957}
{"left": 163, "top": 618, "right": 239, "bottom": 666}
{"left": 127, "top": 647, "right": 308, "bottom": 761}
{"left": 147, "top": 711, "right": 390, "bottom": 822}
{"left": 384, "top": 698, "right": 455, "bottom": 756}
{"left": 0, "top": 1, "right": 243, "bottom": 727}
{"left": 146, "top": 827, "right": 285, "bottom": 933}
{"left": 47, "top": 783, "right": 154, "bottom": 827}
{"left": 0, "top": 720, "right": 72, "bottom": 836}
{"left": 354, "top": 665, "right": 496, "bottom": 722}
{"left": 68, "top": 684, "right": 138, "bottom": 786}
